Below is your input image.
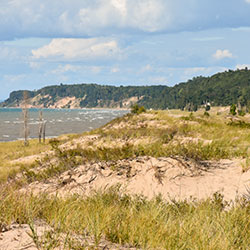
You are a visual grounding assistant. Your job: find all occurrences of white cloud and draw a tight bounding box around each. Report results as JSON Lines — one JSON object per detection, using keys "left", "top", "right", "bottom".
{"left": 76, "top": 0, "right": 166, "bottom": 33}
{"left": 111, "top": 0, "right": 127, "bottom": 17}
{"left": 235, "top": 64, "right": 250, "bottom": 69}
{"left": 32, "top": 38, "right": 121, "bottom": 60}
{"left": 213, "top": 49, "right": 233, "bottom": 60}
{"left": 3, "top": 0, "right": 250, "bottom": 39}
{"left": 126, "top": 0, "right": 166, "bottom": 32}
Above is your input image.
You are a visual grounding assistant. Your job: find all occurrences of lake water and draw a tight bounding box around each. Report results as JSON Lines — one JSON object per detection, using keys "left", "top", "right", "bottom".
{"left": 0, "top": 108, "right": 128, "bottom": 142}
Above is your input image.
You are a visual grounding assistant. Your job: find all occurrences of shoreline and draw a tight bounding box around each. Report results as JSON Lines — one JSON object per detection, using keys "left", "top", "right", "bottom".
{"left": 0, "top": 106, "right": 130, "bottom": 111}
{"left": 0, "top": 108, "right": 129, "bottom": 143}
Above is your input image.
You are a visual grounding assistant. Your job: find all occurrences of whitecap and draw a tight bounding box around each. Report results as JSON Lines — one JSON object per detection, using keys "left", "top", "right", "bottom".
{"left": 29, "top": 122, "right": 40, "bottom": 125}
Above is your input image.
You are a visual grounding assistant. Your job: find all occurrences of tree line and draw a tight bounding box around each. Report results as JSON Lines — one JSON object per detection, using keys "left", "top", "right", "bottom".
{"left": 2, "top": 68, "right": 250, "bottom": 111}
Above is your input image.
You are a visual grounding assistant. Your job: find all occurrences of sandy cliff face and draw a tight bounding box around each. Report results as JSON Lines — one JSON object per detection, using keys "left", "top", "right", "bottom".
{"left": 19, "top": 95, "right": 81, "bottom": 109}
{"left": 15, "top": 95, "right": 139, "bottom": 109}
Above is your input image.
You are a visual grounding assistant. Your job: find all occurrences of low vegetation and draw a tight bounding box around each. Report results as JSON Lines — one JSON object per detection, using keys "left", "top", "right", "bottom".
{"left": 0, "top": 139, "right": 50, "bottom": 183}
{"left": 0, "top": 186, "right": 249, "bottom": 249}
{"left": 0, "top": 108, "right": 249, "bottom": 249}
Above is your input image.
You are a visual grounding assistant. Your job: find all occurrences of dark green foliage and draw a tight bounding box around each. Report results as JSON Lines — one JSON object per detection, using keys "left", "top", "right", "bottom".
{"left": 204, "top": 111, "right": 210, "bottom": 117}
{"left": 1, "top": 69, "right": 250, "bottom": 110}
{"left": 131, "top": 104, "right": 146, "bottom": 114}
{"left": 230, "top": 104, "right": 237, "bottom": 115}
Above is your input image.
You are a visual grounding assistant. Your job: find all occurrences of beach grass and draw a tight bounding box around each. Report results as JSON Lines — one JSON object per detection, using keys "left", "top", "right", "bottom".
{"left": 0, "top": 139, "right": 50, "bottom": 183}
{"left": 0, "top": 109, "right": 249, "bottom": 183}
{"left": 0, "top": 108, "right": 249, "bottom": 248}
{"left": 0, "top": 185, "right": 249, "bottom": 249}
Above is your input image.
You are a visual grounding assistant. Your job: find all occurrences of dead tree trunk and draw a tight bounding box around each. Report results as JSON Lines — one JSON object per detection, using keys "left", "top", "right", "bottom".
{"left": 23, "top": 91, "right": 29, "bottom": 146}
{"left": 38, "top": 111, "right": 43, "bottom": 143}
{"left": 42, "top": 121, "right": 46, "bottom": 143}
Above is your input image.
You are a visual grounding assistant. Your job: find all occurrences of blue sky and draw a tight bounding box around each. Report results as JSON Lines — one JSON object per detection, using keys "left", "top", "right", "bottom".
{"left": 1, "top": 0, "right": 250, "bottom": 100}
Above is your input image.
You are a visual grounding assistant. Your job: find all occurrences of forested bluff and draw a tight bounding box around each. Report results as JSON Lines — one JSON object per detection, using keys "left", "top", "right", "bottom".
{"left": 1, "top": 68, "right": 250, "bottom": 110}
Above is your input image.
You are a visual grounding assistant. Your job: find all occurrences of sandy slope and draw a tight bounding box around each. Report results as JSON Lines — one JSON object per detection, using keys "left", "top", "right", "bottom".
{"left": 21, "top": 156, "right": 250, "bottom": 202}
{"left": 4, "top": 157, "right": 249, "bottom": 250}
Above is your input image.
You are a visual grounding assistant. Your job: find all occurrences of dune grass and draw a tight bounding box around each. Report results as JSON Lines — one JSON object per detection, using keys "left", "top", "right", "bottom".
{"left": 0, "top": 185, "right": 249, "bottom": 249}
{"left": 0, "top": 139, "right": 51, "bottom": 183}
{"left": 91, "top": 110, "right": 249, "bottom": 161}
{"left": 0, "top": 109, "right": 250, "bottom": 249}
{"left": 1, "top": 109, "right": 249, "bottom": 183}
{"left": 0, "top": 139, "right": 49, "bottom": 163}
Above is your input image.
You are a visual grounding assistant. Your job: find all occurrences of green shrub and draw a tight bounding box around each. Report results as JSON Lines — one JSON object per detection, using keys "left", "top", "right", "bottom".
{"left": 203, "top": 111, "right": 210, "bottom": 117}
{"left": 131, "top": 104, "right": 146, "bottom": 115}
{"left": 230, "top": 104, "right": 237, "bottom": 115}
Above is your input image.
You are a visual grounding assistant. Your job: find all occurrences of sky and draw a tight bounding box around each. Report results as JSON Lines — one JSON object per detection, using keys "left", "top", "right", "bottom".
{"left": 1, "top": 0, "right": 250, "bottom": 100}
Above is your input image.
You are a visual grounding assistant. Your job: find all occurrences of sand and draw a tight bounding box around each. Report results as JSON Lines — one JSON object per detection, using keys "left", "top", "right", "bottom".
{"left": 21, "top": 156, "right": 250, "bottom": 202}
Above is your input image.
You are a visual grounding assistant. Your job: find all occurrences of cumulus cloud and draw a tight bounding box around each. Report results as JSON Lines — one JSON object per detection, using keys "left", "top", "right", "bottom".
{"left": 245, "top": 0, "right": 250, "bottom": 3}
{"left": 1, "top": 0, "right": 250, "bottom": 39}
{"left": 213, "top": 49, "right": 233, "bottom": 60}
{"left": 32, "top": 38, "right": 121, "bottom": 60}
{"left": 0, "top": 0, "right": 167, "bottom": 39}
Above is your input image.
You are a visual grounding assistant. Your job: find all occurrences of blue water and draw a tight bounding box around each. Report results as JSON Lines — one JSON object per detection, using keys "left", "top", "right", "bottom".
{"left": 0, "top": 108, "right": 128, "bottom": 142}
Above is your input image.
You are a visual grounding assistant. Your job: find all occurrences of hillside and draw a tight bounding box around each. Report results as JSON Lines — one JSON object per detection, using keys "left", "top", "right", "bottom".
{"left": 1, "top": 68, "right": 250, "bottom": 109}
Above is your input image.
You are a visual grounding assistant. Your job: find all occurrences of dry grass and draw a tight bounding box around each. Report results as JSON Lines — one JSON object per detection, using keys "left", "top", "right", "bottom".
{"left": 0, "top": 139, "right": 51, "bottom": 183}
{"left": 0, "top": 186, "right": 249, "bottom": 249}
{"left": 0, "top": 108, "right": 250, "bottom": 249}
{"left": 1, "top": 109, "right": 249, "bottom": 183}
